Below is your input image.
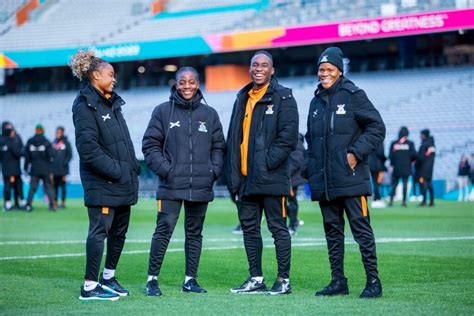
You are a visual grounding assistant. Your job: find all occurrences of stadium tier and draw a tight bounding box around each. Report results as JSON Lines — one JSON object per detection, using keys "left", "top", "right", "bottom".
{"left": 0, "top": 66, "right": 472, "bottom": 184}
{"left": 0, "top": 0, "right": 464, "bottom": 51}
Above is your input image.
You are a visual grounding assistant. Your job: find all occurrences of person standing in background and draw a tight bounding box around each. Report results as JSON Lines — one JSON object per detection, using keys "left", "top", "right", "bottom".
{"left": 1, "top": 121, "right": 25, "bottom": 210}
{"left": 388, "top": 126, "right": 417, "bottom": 207}
{"left": 52, "top": 126, "right": 73, "bottom": 209}
{"left": 416, "top": 129, "right": 436, "bottom": 207}
{"left": 24, "top": 124, "right": 56, "bottom": 212}
{"left": 287, "top": 133, "right": 307, "bottom": 234}
{"left": 457, "top": 154, "right": 470, "bottom": 202}
{"left": 368, "top": 143, "right": 386, "bottom": 208}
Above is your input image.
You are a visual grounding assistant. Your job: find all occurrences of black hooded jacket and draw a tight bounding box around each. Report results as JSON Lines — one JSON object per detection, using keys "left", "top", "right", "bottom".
{"left": 0, "top": 127, "right": 24, "bottom": 176}
{"left": 52, "top": 136, "right": 73, "bottom": 176}
{"left": 142, "top": 86, "right": 225, "bottom": 202}
{"left": 416, "top": 136, "right": 435, "bottom": 179}
{"left": 225, "top": 77, "right": 299, "bottom": 197}
{"left": 389, "top": 127, "right": 417, "bottom": 177}
{"left": 72, "top": 83, "right": 139, "bottom": 207}
{"left": 305, "top": 77, "right": 386, "bottom": 201}
{"left": 24, "top": 134, "right": 54, "bottom": 176}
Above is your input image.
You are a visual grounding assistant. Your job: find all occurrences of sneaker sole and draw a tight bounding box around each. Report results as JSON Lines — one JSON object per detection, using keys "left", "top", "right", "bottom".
{"left": 79, "top": 295, "right": 120, "bottom": 301}
{"left": 101, "top": 284, "right": 129, "bottom": 297}
{"left": 315, "top": 291, "right": 349, "bottom": 296}
{"left": 229, "top": 288, "right": 268, "bottom": 294}
{"left": 268, "top": 289, "right": 292, "bottom": 295}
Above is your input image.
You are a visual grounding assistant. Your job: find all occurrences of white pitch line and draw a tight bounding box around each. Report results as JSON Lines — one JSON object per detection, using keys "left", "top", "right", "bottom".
{"left": 0, "top": 236, "right": 472, "bottom": 261}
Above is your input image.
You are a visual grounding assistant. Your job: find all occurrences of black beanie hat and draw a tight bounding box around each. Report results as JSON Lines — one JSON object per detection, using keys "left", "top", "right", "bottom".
{"left": 318, "top": 47, "right": 344, "bottom": 72}
{"left": 399, "top": 126, "right": 409, "bottom": 138}
{"left": 421, "top": 129, "right": 430, "bottom": 138}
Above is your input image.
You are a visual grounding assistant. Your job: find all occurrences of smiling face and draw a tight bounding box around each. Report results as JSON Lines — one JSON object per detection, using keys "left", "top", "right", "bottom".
{"left": 176, "top": 71, "right": 199, "bottom": 101}
{"left": 318, "top": 62, "right": 342, "bottom": 89}
{"left": 250, "top": 54, "right": 274, "bottom": 89}
{"left": 91, "top": 63, "right": 116, "bottom": 94}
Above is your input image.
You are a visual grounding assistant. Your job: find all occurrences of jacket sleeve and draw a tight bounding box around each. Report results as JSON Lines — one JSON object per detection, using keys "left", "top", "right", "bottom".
{"left": 266, "top": 92, "right": 299, "bottom": 170}
{"left": 73, "top": 102, "right": 122, "bottom": 180}
{"left": 210, "top": 109, "right": 225, "bottom": 179}
{"left": 65, "top": 139, "right": 73, "bottom": 164}
{"left": 347, "top": 90, "right": 386, "bottom": 161}
{"left": 409, "top": 142, "right": 417, "bottom": 162}
{"left": 142, "top": 106, "right": 172, "bottom": 178}
{"left": 119, "top": 110, "right": 140, "bottom": 175}
{"left": 302, "top": 101, "right": 314, "bottom": 179}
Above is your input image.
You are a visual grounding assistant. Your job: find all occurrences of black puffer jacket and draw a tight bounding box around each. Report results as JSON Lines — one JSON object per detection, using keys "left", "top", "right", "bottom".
{"left": 368, "top": 143, "right": 387, "bottom": 173}
{"left": 305, "top": 77, "right": 386, "bottom": 201}
{"left": 52, "top": 136, "right": 73, "bottom": 176}
{"left": 24, "top": 134, "right": 54, "bottom": 176}
{"left": 225, "top": 77, "right": 299, "bottom": 197}
{"left": 389, "top": 127, "right": 417, "bottom": 177}
{"left": 72, "top": 83, "right": 139, "bottom": 207}
{"left": 416, "top": 136, "right": 435, "bottom": 179}
{"left": 0, "top": 133, "right": 23, "bottom": 176}
{"left": 142, "top": 87, "right": 225, "bottom": 202}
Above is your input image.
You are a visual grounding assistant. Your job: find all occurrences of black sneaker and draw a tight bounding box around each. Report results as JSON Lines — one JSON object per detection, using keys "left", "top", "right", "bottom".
{"left": 360, "top": 278, "right": 382, "bottom": 298}
{"left": 230, "top": 277, "right": 267, "bottom": 294}
{"left": 315, "top": 277, "right": 349, "bottom": 296}
{"left": 99, "top": 275, "right": 129, "bottom": 296}
{"left": 146, "top": 279, "right": 162, "bottom": 296}
{"left": 24, "top": 205, "right": 33, "bottom": 212}
{"left": 182, "top": 278, "right": 207, "bottom": 293}
{"left": 232, "top": 224, "right": 243, "bottom": 235}
{"left": 79, "top": 284, "right": 120, "bottom": 301}
{"left": 268, "top": 277, "right": 291, "bottom": 295}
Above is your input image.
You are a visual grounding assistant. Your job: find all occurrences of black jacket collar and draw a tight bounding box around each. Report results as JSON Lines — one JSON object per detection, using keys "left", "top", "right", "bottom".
{"left": 170, "top": 86, "right": 203, "bottom": 110}
{"left": 80, "top": 83, "right": 125, "bottom": 110}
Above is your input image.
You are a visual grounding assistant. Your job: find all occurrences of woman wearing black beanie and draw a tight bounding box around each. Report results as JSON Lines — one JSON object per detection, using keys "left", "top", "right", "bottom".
{"left": 305, "top": 47, "right": 386, "bottom": 298}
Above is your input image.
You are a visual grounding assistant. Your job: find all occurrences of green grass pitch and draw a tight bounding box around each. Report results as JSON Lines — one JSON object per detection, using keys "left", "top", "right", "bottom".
{"left": 0, "top": 198, "right": 473, "bottom": 315}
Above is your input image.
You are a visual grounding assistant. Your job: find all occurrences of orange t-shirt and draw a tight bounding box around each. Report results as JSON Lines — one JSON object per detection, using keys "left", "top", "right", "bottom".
{"left": 240, "top": 83, "right": 269, "bottom": 176}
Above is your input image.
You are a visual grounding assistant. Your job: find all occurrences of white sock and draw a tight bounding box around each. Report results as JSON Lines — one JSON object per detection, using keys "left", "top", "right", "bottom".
{"left": 102, "top": 268, "right": 115, "bottom": 280}
{"left": 184, "top": 275, "right": 194, "bottom": 283}
{"left": 84, "top": 280, "right": 98, "bottom": 291}
{"left": 252, "top": 276, "right": 263, "bottom": 282}
{"left": 284, "top": 278, "right": 290, "bottom": 282}
{"left": 147, "top": 275, "right": 157, "bottom": 282}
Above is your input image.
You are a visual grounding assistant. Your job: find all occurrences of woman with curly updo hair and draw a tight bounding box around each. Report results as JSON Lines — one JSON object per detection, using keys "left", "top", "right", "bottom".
{"left": 70, "top": 50, "right": 140, "bottom": 301}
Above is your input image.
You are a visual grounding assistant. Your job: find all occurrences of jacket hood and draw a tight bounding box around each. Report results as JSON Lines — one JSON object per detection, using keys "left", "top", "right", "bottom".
{"left": 398, "top": 126, "right": 409, "bottom": 139}
{"left": 423, "top": 136, "right": 435, "bottom": 147}
{"left": 30, "top": 134, "right": 47, "bottom": 144}
{"left": 170, "top": 85, "right": 203, "bottom": 110}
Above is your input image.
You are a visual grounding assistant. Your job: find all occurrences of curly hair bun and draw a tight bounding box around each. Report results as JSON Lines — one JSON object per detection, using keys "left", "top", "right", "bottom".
{"left": 69, "top": 50, "right": 103, "bottom": 81}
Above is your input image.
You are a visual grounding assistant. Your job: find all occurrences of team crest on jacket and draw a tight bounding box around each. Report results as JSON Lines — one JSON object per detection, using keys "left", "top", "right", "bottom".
{"left": 198, "top": 121, "right": 208, "bottom": 133}
{"left": 170, "top": 121, "right": 180, "bottom": 129}
{"left": 336, "top": 104, "right": 346, "bottom": 115}
{"left": 102, "top": 113, "right": 111, "bottom": 122}
{"left": 265, "top": 104, "right": 274, "bottom": 115}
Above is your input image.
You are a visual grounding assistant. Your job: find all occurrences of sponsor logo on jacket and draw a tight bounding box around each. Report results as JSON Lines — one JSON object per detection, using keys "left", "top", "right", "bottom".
{"left": 102, "top": 113, "right": 111, "bottom": 122}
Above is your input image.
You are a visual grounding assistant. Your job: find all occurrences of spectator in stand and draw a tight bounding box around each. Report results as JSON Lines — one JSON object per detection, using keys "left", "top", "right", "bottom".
{"left": 1, "top": 121, "right": 25, "bottom": 210}
{"left": 368, "top": 143, "right": 386, "bottom": 208}
{"left": 24, "top": 124, "right": 56, "bottom": 212}
{"left": 457, "top": 154, "right": 470, "bottom": 202}
{"left": 52, "top": 126, "right": 73, "bottom": 208}
{"left": 388, "top": 126, "right": 417, "bottom": 207}
{"left": 416, "top": 129, "right": 436, "bottom": 207}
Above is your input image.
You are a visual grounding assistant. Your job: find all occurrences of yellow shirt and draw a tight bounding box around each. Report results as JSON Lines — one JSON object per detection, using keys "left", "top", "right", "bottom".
{"left": 241, "top": 83, "right": 269, "bottom": 176}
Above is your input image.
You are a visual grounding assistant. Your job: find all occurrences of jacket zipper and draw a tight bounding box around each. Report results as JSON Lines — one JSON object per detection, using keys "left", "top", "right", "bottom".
{"left": 330, "top": 111, "right": 334, "bottom": 134}
{"left": 189, "top": 104, "right": 193, "bottom": 201}
{"left": 322, "top": 99, "right": 330, "bottom": 201}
